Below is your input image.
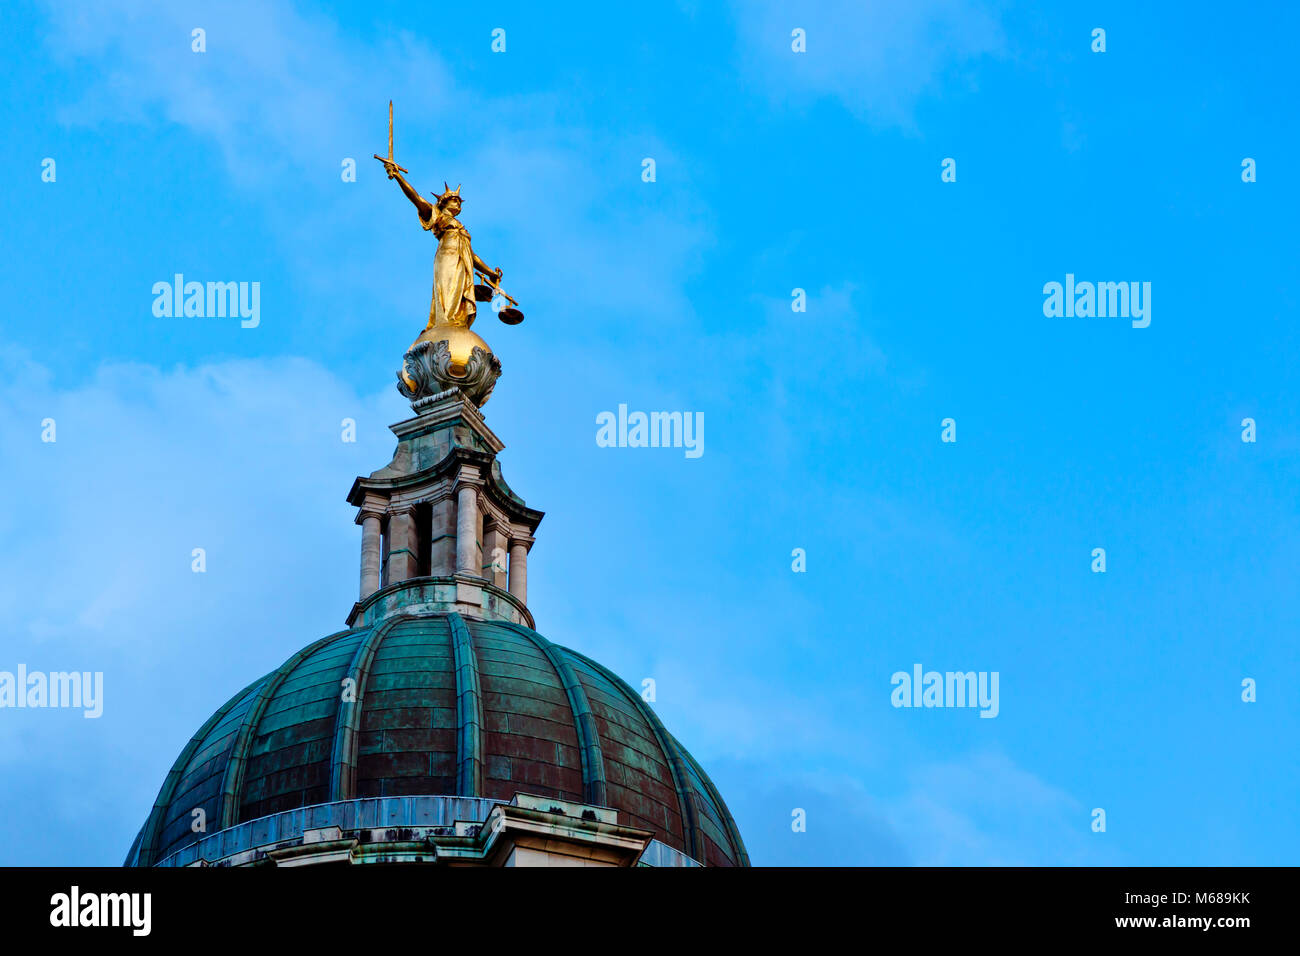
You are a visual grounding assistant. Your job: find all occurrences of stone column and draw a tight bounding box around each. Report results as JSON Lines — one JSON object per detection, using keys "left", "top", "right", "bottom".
{"left": 359, "top": 512, "right": 383, "bottom": 600}
{"left": 386, "top": 508, "right": 418, "bottom": 585}
{"left": 456, "top": 483, "right": 481, "bottom": 577}
{"left": 428, "top": 490, "right": 457, "bottom": 576}
{"left": 508, "top": 536, "right": 532, "bottom": 604}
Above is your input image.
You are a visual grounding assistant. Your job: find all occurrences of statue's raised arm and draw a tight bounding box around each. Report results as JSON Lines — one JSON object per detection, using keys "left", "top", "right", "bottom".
{"left": 383, "top": 161, "right": 433, "bottom": 221}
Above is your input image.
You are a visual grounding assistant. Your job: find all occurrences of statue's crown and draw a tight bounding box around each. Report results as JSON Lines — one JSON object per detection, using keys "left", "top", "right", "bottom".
{"left": 435, "top": 182, "right": 462, "bottom": 205}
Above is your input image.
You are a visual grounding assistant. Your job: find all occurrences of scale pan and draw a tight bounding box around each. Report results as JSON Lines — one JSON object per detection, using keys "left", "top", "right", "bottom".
{"left": 498, "top": 307, "right": 524, "bottom": 325}
{"left": 474, "top": 283, "right": 495, "bottom": 302}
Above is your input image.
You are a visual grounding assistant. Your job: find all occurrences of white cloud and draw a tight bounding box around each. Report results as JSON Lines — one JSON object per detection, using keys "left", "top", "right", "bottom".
{"left": 779, "top": 748, "right": 1115, "bottom": 866}
{"left": 0, "top": 347, "right": 400, "bottom": 654}
{"left": 883, "top": 749, "right": 1106, "bottom": 865}
{"left": 731, "top": 0, "right": 1006, "bottom": 129}
{"left": 43, "top": 0, "right": 453, "bottom": 184}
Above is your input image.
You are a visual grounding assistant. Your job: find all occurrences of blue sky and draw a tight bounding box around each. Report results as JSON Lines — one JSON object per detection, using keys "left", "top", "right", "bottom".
{"left": 1, "top": 0, "right": 1297, "bottom": 865}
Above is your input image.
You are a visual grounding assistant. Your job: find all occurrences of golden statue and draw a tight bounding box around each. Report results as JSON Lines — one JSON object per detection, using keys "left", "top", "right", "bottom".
{"left": 376, "top": 102, "right": 521, "bottom": 401}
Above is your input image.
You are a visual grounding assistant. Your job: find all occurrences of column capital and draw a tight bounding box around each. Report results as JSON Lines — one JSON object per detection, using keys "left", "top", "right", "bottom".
{"left": 453, "top": 475, "right": 485, "bottom": 496}
{"left": 420, "top": 486, "right": 458, "bottom": 505}
{"left": 354, "top": 491, "right": 389, "bottom": 525}
{"left": 509, "top": 534, "right": 536, "bottom": 551}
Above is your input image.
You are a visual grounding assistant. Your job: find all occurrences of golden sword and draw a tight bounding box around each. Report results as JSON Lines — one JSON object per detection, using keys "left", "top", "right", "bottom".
{"left": 373, "top": 100, "right": 409, "bottom": 174}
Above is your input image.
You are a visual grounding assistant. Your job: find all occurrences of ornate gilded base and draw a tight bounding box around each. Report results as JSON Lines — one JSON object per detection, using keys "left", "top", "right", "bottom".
{"left": 397, "top": 339, "right": 502, "bottom": 408}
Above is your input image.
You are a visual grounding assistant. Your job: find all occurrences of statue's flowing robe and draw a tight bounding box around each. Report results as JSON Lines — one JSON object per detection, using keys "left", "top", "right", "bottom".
{"left": 421, "top": 206, "right": 476, "bottom": 328}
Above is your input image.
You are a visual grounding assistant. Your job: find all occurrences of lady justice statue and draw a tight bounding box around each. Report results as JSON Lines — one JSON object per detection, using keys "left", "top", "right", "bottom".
{"left": 375, "top": 102, "right": 523, "bottom": 407}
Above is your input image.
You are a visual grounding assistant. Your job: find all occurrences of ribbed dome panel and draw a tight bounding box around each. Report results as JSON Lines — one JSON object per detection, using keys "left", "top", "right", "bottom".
{"left": 129, "top": 613, "right": 748, "bottom": 867}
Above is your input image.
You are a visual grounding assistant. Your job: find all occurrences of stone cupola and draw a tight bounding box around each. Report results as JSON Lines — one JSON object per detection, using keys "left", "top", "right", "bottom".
{"left": 346, "top": 387, "right": 543, "bottom": 631}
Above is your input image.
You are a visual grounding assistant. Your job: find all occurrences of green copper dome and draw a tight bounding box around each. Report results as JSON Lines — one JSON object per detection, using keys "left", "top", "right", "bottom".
{"left": 125, "top": 612, "right": 748, "bottom": 867}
